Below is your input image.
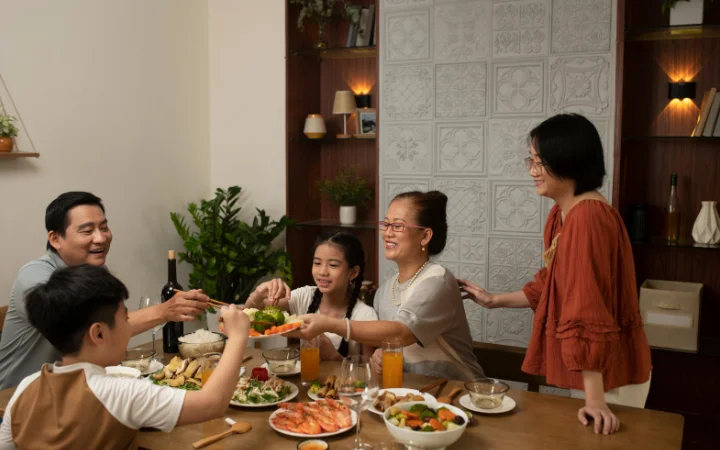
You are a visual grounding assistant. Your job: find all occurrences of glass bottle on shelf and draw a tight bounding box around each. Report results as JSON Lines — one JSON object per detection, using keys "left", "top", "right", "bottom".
{"left": 665, "top": 173, "right": 680, "bottom": 244}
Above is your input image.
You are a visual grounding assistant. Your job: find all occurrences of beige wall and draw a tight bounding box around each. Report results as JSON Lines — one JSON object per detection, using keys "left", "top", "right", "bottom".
{"left": 0, "top": 0, "right": 210, "bottom": 324}
{"left": 209, "top": 0, "right": 287, "bottom": 221}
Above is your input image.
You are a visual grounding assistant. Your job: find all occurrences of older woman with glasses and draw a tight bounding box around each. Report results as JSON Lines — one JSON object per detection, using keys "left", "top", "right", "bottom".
{"left": 459, "top": 114, "right": 652, "bottom": 435}
{"left": 294, "top": 190, "right": 484, "bottom": 380}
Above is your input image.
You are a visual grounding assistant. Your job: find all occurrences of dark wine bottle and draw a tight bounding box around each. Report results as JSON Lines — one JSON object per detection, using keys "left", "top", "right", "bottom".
{"left": 161, "top": 250, "right": 184, "bottom": 353}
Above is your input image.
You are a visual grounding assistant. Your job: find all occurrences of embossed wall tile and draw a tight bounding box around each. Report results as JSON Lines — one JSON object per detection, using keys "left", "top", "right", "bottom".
{"left": 488, "top": 118, "right": 543, "bottom": 178}
{"left": 552, "top": 0, "right": 612, "bottom": 54}
{"left": 435, "top": 1, "right": 490, "bottom": 62}
{"left": 436, "top": 234, "right": 461, "bottom": 263}
{"left": 489, "top": 266, "right": 539, "bottom": 292}
{"left": 492, "top": 0, "right": 550, "bottom": 58}
{"left": 434, "top": 179, "right": 488, "bottom": 234}
{"left": 383, "top": 65, "right": 434, "bottom": 121}
{"left": 436, "top": 63, "right": 487, "bottom": 118}
{"left": 460, "top": 236, "right": 487, "bottom": 264}
{"left": 489, "top": 237, "right": 543, "bottom": 267}
{"left": 464, "top": 299, "right": 485, "bottom": 342}
{"left": 549, "top": 55, "right": 611, "bottom": 116}
{"left": 491, "top": 182, "right": 542, "bottom": 234}
{"left": 492, "top": 61, "right": 545, "bottom": 115}
{"left": 383, "top": 178, "right": 432, "bottom": 211}
{"left": 436, "top": 122, "right": 486, "bottom": 175}
{"left": 485, "top": 308, "right": 534, "bottom": 347}
{"left": 455, "top": 262, "right": 487, "bottom": 286}
{"left": 382, "top": 123, "right": 433, "bottom": 175}
{"left": 386, "top": 9, "right": 431, "bottom": 63}
{"left": 386, "top": 0, "right": 433, "bottom": 7}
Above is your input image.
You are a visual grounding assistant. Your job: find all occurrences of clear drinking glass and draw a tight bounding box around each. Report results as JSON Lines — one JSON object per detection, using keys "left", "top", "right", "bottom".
{"left": 139, "top": 296, "right": 162, "bottom": 354}
{"left": 300, "top": 336, "right": 320, "bottom": 386}
{"left": 382, "top": 338, "right": 403, "bottom": 389}
{"left": 338, "top": 355, "right": 379, "bottom": 450}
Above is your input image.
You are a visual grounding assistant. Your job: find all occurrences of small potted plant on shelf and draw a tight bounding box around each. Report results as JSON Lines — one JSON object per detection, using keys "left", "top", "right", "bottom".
{"left": 663, "top": 0, "right": 714, "bottom": 26}
{"left": 289, "top": 0, "right": 361, "bottom": 49}
{"left": 0, "top": 114, "right": 18, "bottom": 153}
{"left": 318, "top": 166, "right": 372, "bottom": 225}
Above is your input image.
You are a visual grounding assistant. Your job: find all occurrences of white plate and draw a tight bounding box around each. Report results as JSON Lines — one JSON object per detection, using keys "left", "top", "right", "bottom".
{"left": 261, "top": 361, "right": 301, "bottom": 377}
{"left": 459, "top": 393, "right": 516, "bottom": 414}
{"left": 368, "top": 388, "right": 437, "bottom": 416}
{"left": 230, "top": 381, "right": 299, "bottom": 408}
{"left": 269, "top": 404, "right": 357, "bottom": 438}
{"left": 142, "top": 359, "right": 164, "bottom": 376}
{"left": 105, "top": 366, "right": 141, "bottom": 378}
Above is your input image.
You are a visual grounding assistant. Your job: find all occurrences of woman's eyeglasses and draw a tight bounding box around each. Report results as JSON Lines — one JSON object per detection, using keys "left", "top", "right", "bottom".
{"left": 524, "top": 156, "right": 546, "bottom": 172}
{"left": 378, "top": 221, "right": 427, "bottom": 232}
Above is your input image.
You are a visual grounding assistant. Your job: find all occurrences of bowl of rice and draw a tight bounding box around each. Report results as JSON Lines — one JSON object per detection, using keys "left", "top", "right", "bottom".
{"left": 178, "top": 329, "right": 226, "bottom": 358}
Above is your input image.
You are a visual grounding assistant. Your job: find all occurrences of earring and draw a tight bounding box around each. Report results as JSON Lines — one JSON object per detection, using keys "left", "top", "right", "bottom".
{"left": 421, "top": 246, "right": 426, "bottom": 252}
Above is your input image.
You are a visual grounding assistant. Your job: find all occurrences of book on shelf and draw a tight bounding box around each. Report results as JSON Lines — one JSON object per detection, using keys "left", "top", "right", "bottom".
{"left": 703, "top": 91, "right": 720, "bottom": 137}
{"left": 367, "top": 5, "right": 376, "bottom": 46}
{"left": 692, "top": 87, "right": 717, "bottom": 136}
{"left": 356, "top": 6, "right": 375, "bottom": 47}
{"left": 346, "top": 23, "right": 358, "bottom": 48}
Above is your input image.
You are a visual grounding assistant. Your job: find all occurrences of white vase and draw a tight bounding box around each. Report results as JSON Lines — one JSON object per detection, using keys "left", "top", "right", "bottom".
{"left": 691, "top": 201, "right": 720, "bottom": 244}
{"left": 670, "top": 0, "right": 704, "bottom": 26}
{"left": 339, "top": 206, "right": 357, "bottom": 225}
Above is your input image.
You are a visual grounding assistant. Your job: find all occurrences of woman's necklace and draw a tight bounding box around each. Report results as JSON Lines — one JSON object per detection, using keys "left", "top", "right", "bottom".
{"left": 392, "top": 260, "right": 429, "bottom": 306}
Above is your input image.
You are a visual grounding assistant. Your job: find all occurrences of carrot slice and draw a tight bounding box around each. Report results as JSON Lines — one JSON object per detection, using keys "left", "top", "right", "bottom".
{"left": 406, "top": 420, "right": 424, "bottom": 428}
{"left": 437, "top": 409, "right": 456, "bottom": 422}
{"left": 429, "top": 419, "right": 445, "bottom": 431}
{"left": 404, "top": 411, "right": 419, "bottom": 420}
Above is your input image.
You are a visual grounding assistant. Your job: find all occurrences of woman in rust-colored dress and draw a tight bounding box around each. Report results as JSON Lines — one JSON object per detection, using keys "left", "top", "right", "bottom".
{"left": 459, "top": 114, "right": 652, "bottom": 435}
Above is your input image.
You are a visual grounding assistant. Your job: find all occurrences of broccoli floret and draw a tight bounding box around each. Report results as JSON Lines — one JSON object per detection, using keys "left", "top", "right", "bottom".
{"left": 309, "top": 380, "right": 323, "bottom": 393}
{"left": 409, "top": 404, "right": 429, "bottom": 413}
{"left": 270, "top": 310, "right": 285, "bottom": 325}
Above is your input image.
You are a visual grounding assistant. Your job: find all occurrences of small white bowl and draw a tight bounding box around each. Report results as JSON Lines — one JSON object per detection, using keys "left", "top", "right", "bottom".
{"left": 105, "top": 366, "right": 142, "bottom": 379}
{"left": 383, "top": 401, "right": 468, "bottom": 450}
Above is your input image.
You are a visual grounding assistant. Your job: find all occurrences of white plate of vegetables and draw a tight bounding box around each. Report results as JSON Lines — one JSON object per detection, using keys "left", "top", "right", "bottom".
{"left": 230, "top": 367, "right": 299, "bottom": 407}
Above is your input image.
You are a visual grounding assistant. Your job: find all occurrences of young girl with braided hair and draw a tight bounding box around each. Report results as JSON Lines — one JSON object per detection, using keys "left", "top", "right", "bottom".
{"left": 245, "top": 231, "right": 377, "bottom": 360}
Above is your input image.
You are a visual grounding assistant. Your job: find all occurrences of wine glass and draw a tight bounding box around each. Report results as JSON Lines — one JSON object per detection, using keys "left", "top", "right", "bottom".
{"left": 139, "top": 296, "right": 162, "bottom": 354}
{"left": 338, "top": 355, "right": 379, "bottom": 450}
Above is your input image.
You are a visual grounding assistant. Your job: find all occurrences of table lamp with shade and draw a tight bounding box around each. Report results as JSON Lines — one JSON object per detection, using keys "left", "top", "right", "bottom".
{"left": 332, "top": 90, "right": 357, "bottom": 139}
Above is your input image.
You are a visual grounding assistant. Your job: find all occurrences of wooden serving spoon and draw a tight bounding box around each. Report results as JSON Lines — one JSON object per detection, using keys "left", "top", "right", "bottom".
{"left": 437, "top": 387, "right": 463, "bottom": 405}
{"left": 191, "top": 421, "right": 252, "bottom": 449}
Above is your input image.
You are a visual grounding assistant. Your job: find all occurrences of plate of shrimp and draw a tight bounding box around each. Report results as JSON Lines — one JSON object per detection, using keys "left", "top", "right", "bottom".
{"left": 269, "top": 398, "right": 357, "bottom": 437}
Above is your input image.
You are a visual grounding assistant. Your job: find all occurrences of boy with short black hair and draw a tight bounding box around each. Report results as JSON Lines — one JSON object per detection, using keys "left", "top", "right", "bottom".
{"left": 0, "top": 264, "right": 249, "bottom": 449}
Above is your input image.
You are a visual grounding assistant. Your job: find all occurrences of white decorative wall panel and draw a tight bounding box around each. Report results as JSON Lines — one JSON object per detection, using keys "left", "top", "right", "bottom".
{"left": 379, "top": 0, "right": 617, "bottom": 349}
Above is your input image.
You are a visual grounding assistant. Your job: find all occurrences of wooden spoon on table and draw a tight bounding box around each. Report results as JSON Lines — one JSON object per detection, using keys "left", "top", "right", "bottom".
{"left": 437, "top": 387, "right": 463, "bottom": 405}
{"left": 191, "top": 422, "right": 252, "bottom": 449}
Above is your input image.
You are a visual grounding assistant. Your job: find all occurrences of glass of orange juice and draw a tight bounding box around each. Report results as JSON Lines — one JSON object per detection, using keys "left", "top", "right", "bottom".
{"left": 382, "top": 338, "right": 403, "bottom": 389}
{"left": 200, "top": 353, "right": 221, "bottom": 386}
{"left": 300, "top": 336, "right": 320, "bottom": 386}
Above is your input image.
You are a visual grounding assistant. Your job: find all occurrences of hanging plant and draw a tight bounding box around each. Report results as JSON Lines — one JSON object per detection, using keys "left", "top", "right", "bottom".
{"left": 289, "top": 0, "right": 361, "bottom": 48}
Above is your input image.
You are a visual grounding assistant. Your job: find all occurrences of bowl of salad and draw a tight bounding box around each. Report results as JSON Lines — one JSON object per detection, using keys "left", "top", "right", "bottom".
{"left": 383, "top": 401, "right": 468, "bottom": 449}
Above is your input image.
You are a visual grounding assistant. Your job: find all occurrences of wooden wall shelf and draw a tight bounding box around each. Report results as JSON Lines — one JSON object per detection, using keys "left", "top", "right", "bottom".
{"left": 631, "top": 238, "right": 720, "bottom": 251}
{"left": 622, "top": 136, "right": 720, "bottom": 142}
{"left": 291, "top": 46, "right": 377, "bottom": 60}
{"left": 0, "top": 152, "right": 39, "bottom": 159}
{"left": 627, "top": 24, "right": 720, "bottom": 41}
{"left": 292, "top": 135, "right": 377, "bottom": 143}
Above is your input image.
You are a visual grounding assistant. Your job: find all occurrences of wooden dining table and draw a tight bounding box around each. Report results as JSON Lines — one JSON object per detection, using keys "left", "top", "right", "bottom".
{"left": 0, "top": 340, "right": 683, "bottom": 450}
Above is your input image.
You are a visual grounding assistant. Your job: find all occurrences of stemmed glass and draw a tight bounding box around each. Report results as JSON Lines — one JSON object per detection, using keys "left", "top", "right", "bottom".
{"left": 139, "top": 296, "right": 162, "bottom": 354}
{"left": 338, "top": 355, "right": 379, "bottom": 450}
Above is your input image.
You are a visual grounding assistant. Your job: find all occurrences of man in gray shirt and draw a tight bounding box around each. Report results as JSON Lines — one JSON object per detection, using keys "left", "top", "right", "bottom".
{"left": 0, "top": 192, "right": 209, "bottom": 389}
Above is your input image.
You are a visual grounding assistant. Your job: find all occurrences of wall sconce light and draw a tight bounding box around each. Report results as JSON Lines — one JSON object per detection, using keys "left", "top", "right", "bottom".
{"left": 355, "top": 94, "right": 371, "bottom": 109}
{"left": 668, "top": 82, "right": 696, "bottom": 100}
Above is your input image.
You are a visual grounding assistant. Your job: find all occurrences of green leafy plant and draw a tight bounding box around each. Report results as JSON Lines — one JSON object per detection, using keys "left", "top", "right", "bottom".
{"left": 317, "top": 167, "right": 373, "bottom": 207}
{"left": 662, "top": 0, "right": 714, "bottom": 14}
{"left": 289, "top": 0, "right": 361, "bottom": 32}
{"left": 0, "top": 115, "right": 18, "bottom": 138}
{"left": 170, "top": 186, "right": 295, "bottom": 305}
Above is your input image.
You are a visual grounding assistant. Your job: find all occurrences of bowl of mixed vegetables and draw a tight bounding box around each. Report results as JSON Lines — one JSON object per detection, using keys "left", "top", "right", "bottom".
{"left": 383, "top": 401, "right": 468, "bottom": 449}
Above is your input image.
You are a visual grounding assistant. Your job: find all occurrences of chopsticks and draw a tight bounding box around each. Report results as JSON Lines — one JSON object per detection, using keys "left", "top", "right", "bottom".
{"left": 419, "top": 378, "right": 447, "bottom": 393}
{"left": 173, "top": 289, "right": 230, "bottom": 308}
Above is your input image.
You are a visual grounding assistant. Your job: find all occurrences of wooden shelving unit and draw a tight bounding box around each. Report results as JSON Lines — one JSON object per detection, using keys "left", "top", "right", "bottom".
{"left": 285, "top": 1, "right": 379, "bottom": 288}
{"left": 0, "top": 152, "right": 39, "bottom": 159}
{"left": 615, "top": 1, "right": 720, "bottom": 448}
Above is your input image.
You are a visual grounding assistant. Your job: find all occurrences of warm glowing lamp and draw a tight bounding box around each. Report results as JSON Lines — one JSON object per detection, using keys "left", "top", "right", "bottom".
{"left": 668, "top": 82, "right": 696, "bottom": 100}
{"left": 332, "top": 91, "right": 357, "bottom": 139}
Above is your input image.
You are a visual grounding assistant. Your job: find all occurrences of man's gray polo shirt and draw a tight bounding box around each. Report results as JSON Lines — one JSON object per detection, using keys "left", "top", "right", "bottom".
{"left": 0, "top": 252, "right": 66, "bottom": 389}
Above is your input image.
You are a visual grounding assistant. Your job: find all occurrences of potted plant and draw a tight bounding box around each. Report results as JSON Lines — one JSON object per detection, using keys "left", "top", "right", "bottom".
{"left": 663, "top": 0, "right": 714, "bottom": 26}
{"left": 317, "top": 167, "right": 373, "bottom": 225}
{"left": 170, "top": 186, "right": 295, "bottom": 309}
{"left": 289, "top": 0, "right": 361, "bottom": 49}
{"left": 0, "top": 115, "right": 18, "bottom": 153}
